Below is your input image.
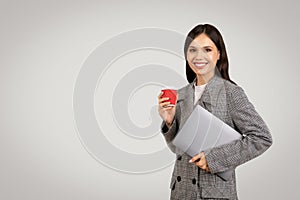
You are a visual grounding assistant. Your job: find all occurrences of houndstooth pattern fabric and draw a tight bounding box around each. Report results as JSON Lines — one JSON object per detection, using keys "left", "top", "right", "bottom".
{"left": 161, "top": 74, "right": 272, "bottom": 200}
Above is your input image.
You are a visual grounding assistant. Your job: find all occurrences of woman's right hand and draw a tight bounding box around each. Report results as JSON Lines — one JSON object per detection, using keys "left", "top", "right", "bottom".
{"left": 158, "top": 92, "right": 176, "bottom": 128}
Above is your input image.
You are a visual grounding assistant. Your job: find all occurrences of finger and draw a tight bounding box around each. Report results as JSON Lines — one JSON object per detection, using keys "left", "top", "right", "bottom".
{"left": 158, "top": 91, "right": 163, "bottom": 97}
{"left": 195, "top": 155, "right": 209, "bottom": 171}
{"left": 203, "top": 165, "right": 209, "bottom": 172}
{"left": 195, "top": 161, "right": 207, "bottom": 171}
{"left": 195, "top": 162, "right": 205, "bottom": 169}
{"left": 158, "top": 91, "right": 164, "bottom": 99}
{"left": 198, "top": 153, "right": 206, "bottom": 163}
{"left": 162, "top": 106, "right": 174, "bottom": 110}
{"left": 189, "top": 154, "right": 202, "bottom": 163}
{"left": 197, "top": 158, "right": 206, "bottom": 167}
{"left": 160, "top": 101, "right": 177, "bottom": 108}
{"left": 158, "top": 97, "right": 170, "bottom": 103}
{"left": 160, "top": 101, "right": 171, "bottom": 108}
{"left": 190, "top": 152, "right": 206, "bottom": 163}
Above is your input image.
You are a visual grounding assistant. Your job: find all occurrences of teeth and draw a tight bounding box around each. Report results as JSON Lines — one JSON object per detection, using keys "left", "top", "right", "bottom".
{"left": 195, "top": 63, "right": 207, "bottom": 67}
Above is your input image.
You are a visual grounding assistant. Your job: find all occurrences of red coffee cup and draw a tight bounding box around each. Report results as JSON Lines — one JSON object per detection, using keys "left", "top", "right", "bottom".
{"left": 161, "top": 89, "right": 177, "bottom": 106}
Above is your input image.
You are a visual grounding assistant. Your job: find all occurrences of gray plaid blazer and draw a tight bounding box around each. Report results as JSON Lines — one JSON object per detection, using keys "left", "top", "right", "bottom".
{"left": 161, "top": 74, "right": 272, "bottom": 200}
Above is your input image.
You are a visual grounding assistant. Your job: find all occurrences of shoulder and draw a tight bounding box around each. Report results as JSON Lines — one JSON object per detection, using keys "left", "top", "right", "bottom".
{"left": 178, "top": 81, "right": 192, "bottom": 92}
{"left": 206, "top": 75, "right": 246, "bottom": 99}
{"left": 223, "top": 80, "right": 253, "bottom": 110}
{"left": 223, "top": 80, "right": 246, "bottom": 97}
{"left": 177, "top": 82, "right": 193, "bottom": 99}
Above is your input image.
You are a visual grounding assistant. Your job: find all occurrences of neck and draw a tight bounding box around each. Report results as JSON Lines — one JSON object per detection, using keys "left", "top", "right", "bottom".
{"left": 196, "top": 74, "right": 214, "bottom": 86}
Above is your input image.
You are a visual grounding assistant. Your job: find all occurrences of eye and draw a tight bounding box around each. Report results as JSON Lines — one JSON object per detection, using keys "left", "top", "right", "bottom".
{"left": 189, "top": 48, "right": 196, "bottom": 53}
{"left": 205, "top": 48, "right": 212, "bottom": 52}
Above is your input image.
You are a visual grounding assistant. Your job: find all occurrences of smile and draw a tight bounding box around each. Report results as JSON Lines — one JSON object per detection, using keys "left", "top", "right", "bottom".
{"left": 194, "top": 62, "right": 208, "bottom": 69}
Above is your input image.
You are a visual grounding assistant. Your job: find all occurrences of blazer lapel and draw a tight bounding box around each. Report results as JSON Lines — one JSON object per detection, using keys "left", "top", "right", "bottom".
{"left": 177, "top": 82, "right": 194, "bottom": 129}
{"left": 198, "top": 75, "right": 225, "bottom": 114}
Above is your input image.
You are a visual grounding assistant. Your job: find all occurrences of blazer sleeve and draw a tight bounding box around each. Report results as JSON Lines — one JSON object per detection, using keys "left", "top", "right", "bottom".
{"left": 160, "top": 104, "right": 181, "bottom": 154}
{"left": 161, "top": 120, "right": 178, "bottom": 153}
{"left": 204, "top": 86, "right": 273, "bottom": 174}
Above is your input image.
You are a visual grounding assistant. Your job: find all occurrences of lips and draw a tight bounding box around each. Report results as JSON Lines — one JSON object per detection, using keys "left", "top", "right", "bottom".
{"left": 193, "top": 62, "right": 208, "bottom": 69}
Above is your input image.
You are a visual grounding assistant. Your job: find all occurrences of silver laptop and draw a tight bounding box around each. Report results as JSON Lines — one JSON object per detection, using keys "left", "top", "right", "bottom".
{"left": 172, "top": 105, "right": 242, "bottom": 181}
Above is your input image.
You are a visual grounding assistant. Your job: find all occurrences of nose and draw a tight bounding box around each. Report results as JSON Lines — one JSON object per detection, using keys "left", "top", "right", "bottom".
{"left": 195, "top": 49, "right": 206, "bottom": 60}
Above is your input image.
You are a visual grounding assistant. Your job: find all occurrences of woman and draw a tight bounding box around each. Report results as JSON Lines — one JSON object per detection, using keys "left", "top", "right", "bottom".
{"left": 158, "top": 24, "right": 272, "bottom": 200}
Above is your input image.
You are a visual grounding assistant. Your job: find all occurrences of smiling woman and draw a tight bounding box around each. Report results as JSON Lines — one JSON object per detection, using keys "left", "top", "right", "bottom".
{"left": 157, "top": 24, "right": 272, "bottom": 200}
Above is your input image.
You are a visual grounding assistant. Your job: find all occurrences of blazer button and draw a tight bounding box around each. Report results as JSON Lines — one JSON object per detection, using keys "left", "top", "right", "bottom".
{"left": 177, "top": 156, "right": 182, "bottom": 161}
{"left": 192, "top": 178, "right": 196, "bottom": 185}
{"left": 177, "top": 176, "right": 181, "bottom": 182}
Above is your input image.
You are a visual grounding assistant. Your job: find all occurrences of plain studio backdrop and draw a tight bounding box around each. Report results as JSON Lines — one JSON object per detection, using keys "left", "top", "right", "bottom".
{"left": 1, "top": 0, "right": 299, "bottom": 199}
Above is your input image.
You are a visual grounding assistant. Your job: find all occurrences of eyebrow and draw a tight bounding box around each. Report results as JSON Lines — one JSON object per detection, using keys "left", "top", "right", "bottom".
{"left": 189, "top": 45, "right": 213, "bottom": 49}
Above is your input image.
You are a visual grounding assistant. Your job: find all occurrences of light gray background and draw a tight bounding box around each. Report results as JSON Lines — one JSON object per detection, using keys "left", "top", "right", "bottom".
{"left": 1, "top": 0, "right": 299, "bottom": 199}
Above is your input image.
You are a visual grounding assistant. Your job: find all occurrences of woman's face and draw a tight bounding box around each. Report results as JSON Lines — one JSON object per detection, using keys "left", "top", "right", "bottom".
{"left": 187, "top": 33, "right": 220, "bottom": 83}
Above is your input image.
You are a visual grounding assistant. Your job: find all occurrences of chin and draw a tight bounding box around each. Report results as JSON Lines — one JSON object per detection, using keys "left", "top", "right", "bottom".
{"left": 194, "top": 69, "right": 207, "bottom": 76}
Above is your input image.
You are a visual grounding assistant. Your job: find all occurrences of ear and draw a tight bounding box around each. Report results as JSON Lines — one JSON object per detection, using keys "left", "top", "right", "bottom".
{"left": 217, "top": 50, "right": 220, "bottom": 60}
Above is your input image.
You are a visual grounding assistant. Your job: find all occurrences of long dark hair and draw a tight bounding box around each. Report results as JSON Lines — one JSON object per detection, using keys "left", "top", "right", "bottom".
{"left": 184, "top": 24, "right": 235, "bottom": 84}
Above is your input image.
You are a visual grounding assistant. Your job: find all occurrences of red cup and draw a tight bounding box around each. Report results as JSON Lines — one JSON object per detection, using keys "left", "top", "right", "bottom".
{"left": 161, "top": 89, "right": 177, "bottom": 106}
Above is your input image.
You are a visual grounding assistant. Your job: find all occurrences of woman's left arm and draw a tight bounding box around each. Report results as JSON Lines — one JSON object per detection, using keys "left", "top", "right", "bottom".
{"left": 204, "top": 86, "right": 273, "bottom": 174}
